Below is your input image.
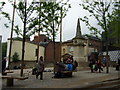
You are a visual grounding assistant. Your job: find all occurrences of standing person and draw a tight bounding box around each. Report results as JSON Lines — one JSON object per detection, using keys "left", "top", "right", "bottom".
{"left": 102, "top": 56, "right": 107, "bottom": 66}
{"left": 116, "top": 58, "right": 120, "bottom": 71}
{"left": 2, "top": 57, "right": 6, "bottom": 74}
{"left": 69, "top": 55, "right": 73, "bottom": 63}
{"left": 73, "top": 60, "right": 78, "bottom": 70}
{"left": 36, "top": 56, "right": 45, "bottom": 80}
{"left": 97, "top": 59, "right": 103, "bottom": 73}
{"left": 89, "top": 60, "right": 95, "bottom": 73}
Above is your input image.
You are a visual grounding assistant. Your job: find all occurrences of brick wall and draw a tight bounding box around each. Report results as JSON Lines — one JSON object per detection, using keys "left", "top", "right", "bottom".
{"left": 32, "top": 34, "right": 60, "bottom": 63}
{"left": 45, "top": 42, "right": 60, "bottom": 63}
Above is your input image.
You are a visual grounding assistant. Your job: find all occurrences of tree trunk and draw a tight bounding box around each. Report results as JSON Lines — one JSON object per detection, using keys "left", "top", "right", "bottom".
{"left": 21, "top": 0, "right": 27, "bottom": 77}
{"left": 8, "top": 0, "right": 16, "bottom": 69}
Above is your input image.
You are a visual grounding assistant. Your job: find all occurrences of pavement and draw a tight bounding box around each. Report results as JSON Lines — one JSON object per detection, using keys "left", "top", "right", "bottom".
{"left": 1, "top": 67, "right": 120, "bottom": 89}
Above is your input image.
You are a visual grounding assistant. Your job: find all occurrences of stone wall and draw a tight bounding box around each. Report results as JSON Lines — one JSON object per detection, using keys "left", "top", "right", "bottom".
{"left": 9, "top": 61, "right": 55, "bottom": 69}
{"left": 9, "top": 61, "right": 36, "bottom": 69}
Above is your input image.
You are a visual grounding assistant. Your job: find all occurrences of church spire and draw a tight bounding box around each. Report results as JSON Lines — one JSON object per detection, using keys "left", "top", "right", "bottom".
{"left": 75, "top": 18, "right": 82, "bottom": 38}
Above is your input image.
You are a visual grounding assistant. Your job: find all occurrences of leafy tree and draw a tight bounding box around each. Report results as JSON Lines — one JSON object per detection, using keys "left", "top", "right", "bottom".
{"left": 13, "top": 0, "right": 38, "bottom": 38}
{"left": 83, "top": 34, "right": 100, "bottom": 39}
{"left": 25, "top": 1, "right": 70, "bottom": 40}
{"left": 5, "top": 0, "right": 70, "bottom": 40}
{"left": 1, "top": 0, "right": 70, "bottom": 40}
{"left": 12, "top": 52, "right": 20, "bottom": 62}
{"left": 109, "top": 1, "right": 120, "bottom": 47}
{"left": 2, "top": 42, "right": 7, "bottom": 59}
{"left": 1, "top": 0, "right": 70, "bottom": 76}
{"left": 79, "top": 0, "right": 116, "bottom": 73}
{"left": 0, "top": 1, "right": 11, "bottom": 28}
{"left": 79, "top": 0, "right": 113, "bottom": 38}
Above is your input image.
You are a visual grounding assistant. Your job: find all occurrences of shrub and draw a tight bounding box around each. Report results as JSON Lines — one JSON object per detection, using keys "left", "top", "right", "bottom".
{"left": 12, "top": 52, "right": 20, "bottom": 62}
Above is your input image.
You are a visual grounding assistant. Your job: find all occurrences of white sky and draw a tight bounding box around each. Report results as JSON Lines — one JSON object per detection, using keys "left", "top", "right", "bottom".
{"left": 0, "top": 0, "right": 95, "bottom": 42}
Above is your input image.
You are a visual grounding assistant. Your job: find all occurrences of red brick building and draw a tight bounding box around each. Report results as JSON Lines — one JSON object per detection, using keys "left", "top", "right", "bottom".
{"left": 32, "top": 34, "right": 60, "bottom": 63}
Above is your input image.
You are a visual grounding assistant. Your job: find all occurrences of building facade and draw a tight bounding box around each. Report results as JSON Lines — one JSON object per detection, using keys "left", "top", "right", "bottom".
{"left": 33, "top": 35, "right": 60, "bottom": 63}
{"left": 62, "top": 19, "right": 102, "bottom": 63}
{"left": 6, "top": 38, "right": 45, "bottom": 62}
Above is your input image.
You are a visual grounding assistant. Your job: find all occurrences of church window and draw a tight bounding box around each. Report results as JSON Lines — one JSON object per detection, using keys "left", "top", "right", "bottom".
{"left": 74, "top": 40, "right": 77, "bottom": 44}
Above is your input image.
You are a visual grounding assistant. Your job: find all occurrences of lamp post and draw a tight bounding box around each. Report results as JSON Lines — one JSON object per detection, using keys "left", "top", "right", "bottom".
{"left": 8, "top": 0, "right": 16, "bottom": 69}
{"left": 60, "top": 7, "right": 62, "bottom": 61}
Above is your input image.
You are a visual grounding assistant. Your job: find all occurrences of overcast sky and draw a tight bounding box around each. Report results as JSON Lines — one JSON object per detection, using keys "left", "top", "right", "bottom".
{"left": 0, "top": 0, "right": 94, "bottom": 42}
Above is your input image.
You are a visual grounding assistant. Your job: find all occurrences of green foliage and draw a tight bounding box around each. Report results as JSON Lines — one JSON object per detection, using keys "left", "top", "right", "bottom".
{"left": 109, "top": 1, "right": 120, "bottom": 47}
{"left": 26, "top": 1, "right": 70, "bottom": 40}
{"left": 1, "top": 12, "right": 11, "bottom": 21}
{"left": 2, "top": 42, "right": 7, "bottom": 59}
{"left": 0, "top": 2, "right": 6, "bottom": 12}
{"left": 12, "top": 52, "right": 20, "bottom": 62}
{"left": 0, "top": 2, "right": 11, "bottom": 28}
{"left": 83, "top": 34, "right": 100, "bottom": 40}
{"left": 79, "top": 0, "right": 113, "bottom": 37}
{"left": 80, "top": 0, "right": 120, "bottom": 48}
{"left": 1, "top": 0, "right": 70, "bottom": 40}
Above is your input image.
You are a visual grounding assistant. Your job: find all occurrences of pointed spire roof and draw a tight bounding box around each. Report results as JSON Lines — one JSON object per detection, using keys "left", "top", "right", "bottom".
{"left": 75, "top": 18, "right": 82, "bottom": 38}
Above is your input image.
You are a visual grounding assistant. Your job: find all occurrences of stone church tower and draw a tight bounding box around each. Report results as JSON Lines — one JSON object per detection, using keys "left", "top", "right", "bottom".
{"left": 62, "top": 18, "right": 101, "bottom": 66}
{"left": 75, "top": 18, "right": 82, "bottom": 38}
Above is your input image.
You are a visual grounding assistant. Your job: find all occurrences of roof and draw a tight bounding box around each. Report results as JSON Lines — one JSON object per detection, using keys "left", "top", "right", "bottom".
{"left": 62, "top": 39, "right": 73, "bottom": 44}
{"left": 75, "top": 18, "right": 82, "bottom": 38}
{"left": 8, "top": 37, "right": 61, "bottom": 47}
{"left": 8, "top": 37, "right": 44, "bottom": 47}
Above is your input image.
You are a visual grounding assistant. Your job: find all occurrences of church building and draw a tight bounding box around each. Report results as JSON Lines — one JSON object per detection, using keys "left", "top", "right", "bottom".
{"left": 62, "top": 18, "right": 102, "bottom": 65}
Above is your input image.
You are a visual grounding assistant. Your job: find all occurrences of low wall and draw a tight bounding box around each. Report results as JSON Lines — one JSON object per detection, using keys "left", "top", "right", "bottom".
{"left": 9, "top": 61, "right": 36, "bottom": 69}
{"left": 9, "top": 61, "right": 55, "bottom": 69}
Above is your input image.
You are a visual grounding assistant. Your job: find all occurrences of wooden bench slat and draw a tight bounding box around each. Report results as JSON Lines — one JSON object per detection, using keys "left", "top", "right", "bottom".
{"left": 4, "top": 71, "right": 14, "bottom": 73}
{"left": 13, "top": 77, "right": 28, "bottom": 80}
{"left": 61, "top": 70, "right": 77, "bottom": 73}
{"left": 1, "top": 76, "right": 28, "bottom": 80}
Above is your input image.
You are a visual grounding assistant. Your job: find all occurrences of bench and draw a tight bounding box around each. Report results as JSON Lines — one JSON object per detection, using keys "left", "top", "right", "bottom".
{"left": 2, "top": 74, "right": 29, "bottom": 87}
{"left": 60, "top": 70, "right": 77, "bottom": 77}
{"left": 2, "top": 71, "right": 14, "bottom": 75}
{"left": 61, "top": 69, "right": 77, "bottom": 73}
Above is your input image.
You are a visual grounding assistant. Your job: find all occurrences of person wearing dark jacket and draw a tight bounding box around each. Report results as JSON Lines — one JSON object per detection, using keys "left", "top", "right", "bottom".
{"left": 116, "top": 58, "right": 120, "bottom": 71}
{"left": 2, "top": 57, "right": 6, "bottom": 73}
{"left": 73, "top": 60, "right": 78, "bottom": 70}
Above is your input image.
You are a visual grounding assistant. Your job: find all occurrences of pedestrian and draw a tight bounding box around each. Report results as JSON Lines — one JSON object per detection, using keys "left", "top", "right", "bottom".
{"left": 96, "top": 60, "right": 103, "bottom": 73}
{"left": 36, "top": 56, "right": 45, "bottom": 80}
{"left": 66, "top": 58, "right": 72, "bottom": 64}
{"left": 2, "top": 57, "right": 6, "bottom": 73}
{"left": 116, "top": 58, "right": 120, "bottom": 71}
{"left": 73, "top": 60, "right": 78, "bottom": 70}
{"left": 102, "top": 56, "right": 107, "bottom": 66}
{"left": 89, "top": 60, "right": 95, "bottom": 73}
{"left": 69, "top": 55, "right": 73, "bottom": 63}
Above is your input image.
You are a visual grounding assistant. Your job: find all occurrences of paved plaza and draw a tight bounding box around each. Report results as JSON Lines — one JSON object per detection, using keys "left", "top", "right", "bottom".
{"left": 1, "top": 67, "right": 120, "bottom": 89}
